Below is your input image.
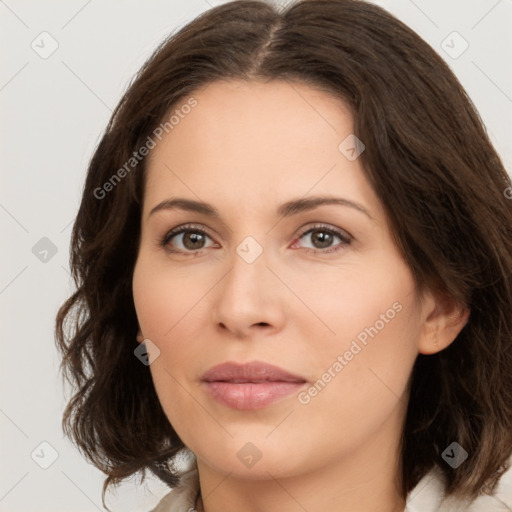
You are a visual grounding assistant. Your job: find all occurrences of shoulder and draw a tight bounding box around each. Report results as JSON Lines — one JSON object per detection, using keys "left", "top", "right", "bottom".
{"left": 149, "top": 467, "right": 199, "bottom": 512}
{"left": 149, "top": 450, "right": 200, "bottom": 512}
{"left": 405, "top": 462, "right": 512, "bottom": 512}
{"left": 149, "top": 451, "right": 512, "bottom": 512}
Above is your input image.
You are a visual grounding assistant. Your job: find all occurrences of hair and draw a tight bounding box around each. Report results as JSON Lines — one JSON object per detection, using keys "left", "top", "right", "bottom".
{"left": 55, "top": 0, "right": 512, "bottom": 509}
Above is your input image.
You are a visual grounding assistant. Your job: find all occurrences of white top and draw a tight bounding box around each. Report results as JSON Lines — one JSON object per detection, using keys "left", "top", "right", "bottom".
{"left": 149, "top": 449, "right": 512, "bottom": 512}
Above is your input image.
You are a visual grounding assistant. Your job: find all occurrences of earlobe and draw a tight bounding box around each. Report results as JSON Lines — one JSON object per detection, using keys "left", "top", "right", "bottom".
{"left": 418, "top": 292, "right": 470, "bottom": 355}
{"left": 418, "top": 325, "right": 442, "bottom": 355}
{"left": 136, "top": 329, "right": 144, "bottom": 343}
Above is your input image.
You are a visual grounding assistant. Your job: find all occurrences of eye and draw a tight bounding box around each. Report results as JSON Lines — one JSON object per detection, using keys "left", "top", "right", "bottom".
{"left": 160, "top": 224, "right": 215, "bottom": 255}
{"left": 159, "top": 222, "right": 352, "bottom": 256}
{"left": 292, "top": 223, "right": 352, "bottom": 254}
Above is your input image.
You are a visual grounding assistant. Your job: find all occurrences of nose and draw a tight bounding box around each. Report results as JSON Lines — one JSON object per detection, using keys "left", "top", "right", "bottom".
{"left": 211, "top": 242, "right": 285, "bottom": 339}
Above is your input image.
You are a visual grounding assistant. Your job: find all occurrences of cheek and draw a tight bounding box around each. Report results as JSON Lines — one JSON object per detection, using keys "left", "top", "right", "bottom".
{"left": 132, "top": 251, "right": 204, "bottom": 339}
{"left": 132, "top": 253, "right": 210, "bottom": 420}
{"left": 293, "top": 282, "right": 418, "bottom": 456}
{"left": 292, "top": 252, "right": 416, "bottom": 356}
{"left": 307, "top": 275, "right": 418, "bottom": 410}
{"left": 304, "top": 253, "right": 419, "bottom": 396}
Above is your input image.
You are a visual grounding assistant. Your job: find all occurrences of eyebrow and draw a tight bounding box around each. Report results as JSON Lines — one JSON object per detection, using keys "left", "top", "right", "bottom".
{"left": 148, "top": 195, "right": 374, "bottom": 222}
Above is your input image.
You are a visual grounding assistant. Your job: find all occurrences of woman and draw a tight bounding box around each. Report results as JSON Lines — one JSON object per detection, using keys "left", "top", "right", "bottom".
{"left": 55, "top": 1, "right": 512, "bottom": 511}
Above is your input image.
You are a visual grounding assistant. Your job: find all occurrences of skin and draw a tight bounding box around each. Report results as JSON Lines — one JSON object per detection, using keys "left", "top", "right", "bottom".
{"left": 132, "top": 79, "right": 469, "bottom": 512}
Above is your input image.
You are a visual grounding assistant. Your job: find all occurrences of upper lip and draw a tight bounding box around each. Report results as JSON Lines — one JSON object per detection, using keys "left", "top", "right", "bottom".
{"left": 201, "top": 361, "right": 307, "bottom": 383}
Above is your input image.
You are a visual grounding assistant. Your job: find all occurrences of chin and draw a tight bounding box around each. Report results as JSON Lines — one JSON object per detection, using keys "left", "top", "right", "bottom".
{"left": 195, "top": 441, "right": 308, "bottom": 481}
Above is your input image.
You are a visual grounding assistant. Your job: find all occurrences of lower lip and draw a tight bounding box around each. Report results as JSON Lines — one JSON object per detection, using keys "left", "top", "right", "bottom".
{"left": 202, "top": 381, "right": 306, "bottom": 410}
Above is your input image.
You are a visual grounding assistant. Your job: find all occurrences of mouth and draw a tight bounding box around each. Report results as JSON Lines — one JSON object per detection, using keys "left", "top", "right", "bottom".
{"left": 201, "top": 361, "right": 307, "bottom": 410}
{"left": 201, "top": 360, "right": 307, "bottom": 383}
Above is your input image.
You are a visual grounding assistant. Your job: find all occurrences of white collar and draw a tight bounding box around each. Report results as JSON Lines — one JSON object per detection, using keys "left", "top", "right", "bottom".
{"left": 150, "top": 449, "right": 512, "bottom": 512}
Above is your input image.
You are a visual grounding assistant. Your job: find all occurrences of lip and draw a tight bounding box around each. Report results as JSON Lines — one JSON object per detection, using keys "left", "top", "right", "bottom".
{"left": 201, "top": 361, "right": 307, "bottom": 410}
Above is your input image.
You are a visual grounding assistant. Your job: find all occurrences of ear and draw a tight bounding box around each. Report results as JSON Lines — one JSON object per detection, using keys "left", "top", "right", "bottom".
{"left": 418, "top": 288, "right": 470, "bottom": 355}
{"left": 136, "top": 328, "right": 144, "bottom": 344}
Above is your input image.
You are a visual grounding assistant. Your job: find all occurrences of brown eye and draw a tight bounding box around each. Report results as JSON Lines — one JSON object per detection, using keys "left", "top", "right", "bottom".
{"left": 309, "top": 229, "right": 335, "bottom": 249}
{"left": 181, "top": 231, "right": 207, "bottom": 250}
{"left": 161, "top": 225, "right": 214, "bottom": 255}
{"left": 295, "top": 224, "right": 352, "bottom": 254}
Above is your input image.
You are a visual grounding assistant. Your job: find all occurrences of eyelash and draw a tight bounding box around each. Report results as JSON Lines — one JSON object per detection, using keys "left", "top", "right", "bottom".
{"left": 159, "top": 223, "right": 352, "bottom": 257}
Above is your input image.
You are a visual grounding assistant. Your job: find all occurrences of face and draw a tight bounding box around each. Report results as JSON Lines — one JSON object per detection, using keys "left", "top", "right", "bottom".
{"left": 132, "top": 79, "right": 433, "bottom": 482}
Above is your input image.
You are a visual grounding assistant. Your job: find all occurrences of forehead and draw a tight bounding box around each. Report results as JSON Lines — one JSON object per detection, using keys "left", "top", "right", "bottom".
{"left": 143, "top": 79, "right": 379, "bottom": 220}
{"left": 147, "top": 79, "right": 350, "bottom": 168}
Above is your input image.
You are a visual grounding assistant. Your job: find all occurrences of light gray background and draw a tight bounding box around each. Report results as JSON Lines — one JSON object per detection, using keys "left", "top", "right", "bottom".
{"left": 1, "top": 1, "right": 511, "bottom": 511}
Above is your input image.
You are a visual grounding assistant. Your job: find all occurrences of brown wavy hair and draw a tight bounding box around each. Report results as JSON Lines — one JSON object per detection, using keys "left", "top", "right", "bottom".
{"left": 55, "top": 0, "right": 512, "bottom": 509}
